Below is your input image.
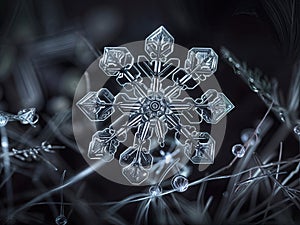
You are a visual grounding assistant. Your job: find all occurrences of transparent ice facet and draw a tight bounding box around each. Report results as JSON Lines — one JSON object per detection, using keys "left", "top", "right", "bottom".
{"left": 145, "top": 26, "right": 174, "bottom": 62}
{"left": 77, "top": 88, "right": 115, "bottom": 121}
{"left": 165, "top": 113, "right": 180, "bottom": 130}
{"left": 196, "top": 89, "right": 234, "bottom": 124}
{"left": 116, "top": 64, "right": 141, "bottom": 86}
{"left": 88, "top": 128, "right": 119, "bottom": 161}
{"left": 96, "top": 88, "right": 115, "bottom": 120}
{"left": 77, "top": 92, "right": 98, "bottom": 120}
{"left": 122, "top": 162, "right": 149, "bottom": 185}
{"left": 119, "top": 146, "right": 153, "bottom": 169}
{"left": 172, "top": 69, "right": 199, "bottom": 89}
{"left": 99, "top": 47, "right": 134, "bottom": 76}
{"left": 184, "top": 132, "right": 215, "bottom": 164}
{"left": 294, "top": 124, "right": 300, "bottom": 136}
{"left": 115, "top": 93, "right": 142, "bottom": 113}
{"left": 171, "top": 175, "right": 189, "bottom": 192}
{"left": 232, "top": 144, "right": 246, "bottom": 158}
{"left": 184, "top": 48, "right": 218, "bottom": 82}
{"left": 154, "top": 119, "right": 168, "bottom": 146}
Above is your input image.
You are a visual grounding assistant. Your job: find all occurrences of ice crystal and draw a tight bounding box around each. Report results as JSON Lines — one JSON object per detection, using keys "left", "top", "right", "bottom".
{"left": 77, "top": 26, "right": 234, "bottom": 184}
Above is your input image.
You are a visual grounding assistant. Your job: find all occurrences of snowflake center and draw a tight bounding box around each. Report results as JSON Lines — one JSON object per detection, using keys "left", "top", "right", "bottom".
{"left": 140, "top": 95, "right": 168, "bottom": 120}
{"left": 149, "top": 100, "right": 161, "bottom": 112}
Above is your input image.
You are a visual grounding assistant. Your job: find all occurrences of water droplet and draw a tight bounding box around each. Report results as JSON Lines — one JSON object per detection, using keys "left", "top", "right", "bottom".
{"left": 294, "top": 124, "right": 300, "bottom": 136}
{"left": 248, "top": 80, "right": 260, "bottom": 93}
{"left": 278, "top": 110, "right": 286, "bottom": 122}
{"left": 0, "top": 115, "right": 8, "bottom": 127}
{"left": 241, "top": 129, "right": 259, "bottom": 146}
{"left": 55, "top": 215, "right": 68, "bottom": 225}
{"left": 232, "top": 144, "right": 246, "bottom": 158}
{"left": 171, "top": 175, "right": 189, "bottom": 192}
{"left": 149, "top": 185, "right": 162, "bottom": 197}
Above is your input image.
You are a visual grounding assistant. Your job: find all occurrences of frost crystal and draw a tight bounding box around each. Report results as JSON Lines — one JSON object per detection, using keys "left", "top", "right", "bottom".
{"left": 77, "top": 26, "right": 234, "bottom": 185}
{"left": 0, "top": 108, "right": 39, "bottom": 127}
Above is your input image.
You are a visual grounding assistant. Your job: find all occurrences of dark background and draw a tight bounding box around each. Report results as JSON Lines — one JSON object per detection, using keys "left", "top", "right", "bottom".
{"left": 0, "top": 0, "right": 299, "bottom": 224}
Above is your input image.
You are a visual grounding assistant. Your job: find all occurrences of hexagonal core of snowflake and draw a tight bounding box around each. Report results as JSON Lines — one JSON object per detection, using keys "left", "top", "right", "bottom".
{"left": 76, "top": 26, "right": 234, "bottom": 185}
{"left": 140, "top": 94, "right": 168, "bottom": 120}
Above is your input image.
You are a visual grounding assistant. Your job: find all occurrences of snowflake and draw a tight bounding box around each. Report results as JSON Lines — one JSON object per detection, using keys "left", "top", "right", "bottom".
{"left": 77, "top": 26, "right": 234, "bottom": 185}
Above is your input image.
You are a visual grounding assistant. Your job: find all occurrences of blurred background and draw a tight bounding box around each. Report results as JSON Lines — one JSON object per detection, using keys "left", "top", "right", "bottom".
{"left": 0, "top": 0, "right": 299, "bottom": 224}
